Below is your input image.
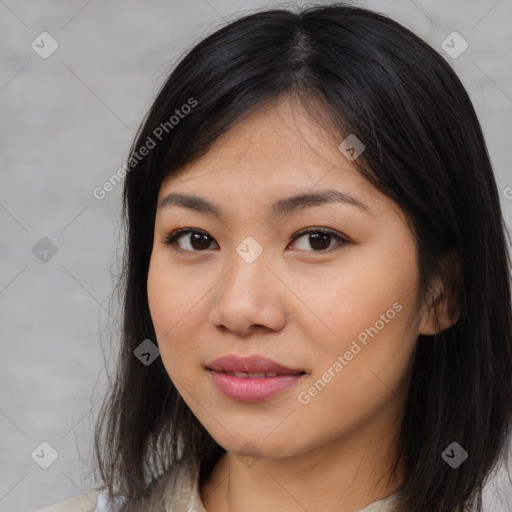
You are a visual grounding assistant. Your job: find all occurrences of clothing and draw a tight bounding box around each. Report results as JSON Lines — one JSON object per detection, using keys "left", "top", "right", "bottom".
{"left": 29, "top": 456, "right": 401, "bottom": 512}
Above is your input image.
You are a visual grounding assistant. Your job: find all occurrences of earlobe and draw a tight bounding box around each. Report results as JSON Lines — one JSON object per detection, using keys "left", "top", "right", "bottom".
{"left": 419, "top": 294, "right": 459, "bottom": 335}
{"left": 419, "top": 287, "right": 461, "bottom": 336}
{"left": 418, "top": 296, "right": 440, "bottom": 336}
{"left": 418, "top": 252, "right": 461, "bottom": 336}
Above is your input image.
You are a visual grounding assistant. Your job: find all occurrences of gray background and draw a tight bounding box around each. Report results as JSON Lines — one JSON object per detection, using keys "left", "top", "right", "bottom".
{"left": 1, "top": 0, "right": 511, "bottom": 510}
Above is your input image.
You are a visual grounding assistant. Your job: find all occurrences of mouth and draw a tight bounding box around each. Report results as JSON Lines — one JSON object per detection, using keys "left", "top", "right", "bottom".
{"left": 206, "top": 354, "right": 307, "bottom": 402}
{"left": 214, "top": 370, "right": 303, "bottom": 378}
{"left": 207, "top": 354, "right": 305, "bottom": 375}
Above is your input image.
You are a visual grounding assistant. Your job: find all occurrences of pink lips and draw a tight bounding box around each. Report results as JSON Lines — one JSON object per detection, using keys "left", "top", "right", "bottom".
{"left": 207, "top": 355, "right": 306, "bottom": 402}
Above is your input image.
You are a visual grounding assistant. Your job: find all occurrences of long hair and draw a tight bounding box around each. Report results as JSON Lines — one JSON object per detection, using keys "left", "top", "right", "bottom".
{"left": 93, "top": 3, "right": 512, "bottom": 511}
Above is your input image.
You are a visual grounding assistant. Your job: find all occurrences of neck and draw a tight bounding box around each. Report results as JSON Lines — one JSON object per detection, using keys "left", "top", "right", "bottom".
{"left": 200, "top": 410, "right": 405, "bottom": 512}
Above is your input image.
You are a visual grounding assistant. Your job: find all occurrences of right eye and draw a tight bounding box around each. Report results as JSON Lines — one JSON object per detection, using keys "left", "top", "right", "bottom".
{"left": 163, "top": 228, "right": 219, "bottom": 252}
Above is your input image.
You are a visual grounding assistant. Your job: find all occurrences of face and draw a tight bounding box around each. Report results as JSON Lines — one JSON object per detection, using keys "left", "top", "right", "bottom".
{"left": 147, "top": 97, "right": 433, "bottom": 461}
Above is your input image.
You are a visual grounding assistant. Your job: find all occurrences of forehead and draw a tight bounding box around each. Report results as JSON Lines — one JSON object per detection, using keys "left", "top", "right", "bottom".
{"left": 161, "top": 99, "right": 363, "bottom": 192}
{"left": 156, "top": 98, "right": 399, "bottom": 222}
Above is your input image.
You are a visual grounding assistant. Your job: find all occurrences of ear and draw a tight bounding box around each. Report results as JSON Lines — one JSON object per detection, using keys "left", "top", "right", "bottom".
{"left": 418, "top": 251, "right": 461, "bottom": 336}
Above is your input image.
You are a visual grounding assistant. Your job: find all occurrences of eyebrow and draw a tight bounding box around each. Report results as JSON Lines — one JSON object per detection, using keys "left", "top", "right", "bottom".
{"left": 159, "top": 189, "right": 370, "bottom": 221}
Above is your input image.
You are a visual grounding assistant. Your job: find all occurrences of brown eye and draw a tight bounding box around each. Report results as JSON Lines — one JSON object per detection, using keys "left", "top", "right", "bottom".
{"left": 289, "top": 228, "right": 349, "bottom": 252}
{"left": 163, "top": 227, "right": 349, "bottom": 254}
{"left": 164, "top": 229, "right": 218, "bottom": 252}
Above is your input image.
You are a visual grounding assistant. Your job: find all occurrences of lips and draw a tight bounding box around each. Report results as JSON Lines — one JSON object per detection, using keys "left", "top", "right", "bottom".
{"left": 206, "top": 355, "right": 306, "bottom": 402}
{"left": 220, "top": 371, "right": 281, "bottom": 378}
{"left": 207, "top": 354, "right": 305, "bottom": 376}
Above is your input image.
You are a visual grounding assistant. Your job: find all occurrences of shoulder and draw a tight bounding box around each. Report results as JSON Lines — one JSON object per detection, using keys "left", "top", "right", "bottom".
{"left": 160, "top": 455, "right": 206, "bottom": 511}
{"left": 30, "top": 488, "right": 109, "bottom": 512}
{"left": 30, "top": 456, "right": 202, "bottom": 512}
{"left": 358, "top": 489, "right": 402, "bottom": 512}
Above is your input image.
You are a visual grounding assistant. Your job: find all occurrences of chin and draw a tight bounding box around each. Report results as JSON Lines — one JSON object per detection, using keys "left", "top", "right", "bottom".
{"left": 204, "top": 424, "right": 305, "bottom": 460}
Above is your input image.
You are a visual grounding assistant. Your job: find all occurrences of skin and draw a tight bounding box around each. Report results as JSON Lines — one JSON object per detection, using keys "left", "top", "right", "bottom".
{"left": 147, "top": 96, "right": 455, "bottom": 512}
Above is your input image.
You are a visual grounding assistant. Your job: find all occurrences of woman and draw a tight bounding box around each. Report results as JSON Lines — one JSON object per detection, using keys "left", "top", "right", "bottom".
{"left": 33, "top": 3, "right": 512, "bottom": 511}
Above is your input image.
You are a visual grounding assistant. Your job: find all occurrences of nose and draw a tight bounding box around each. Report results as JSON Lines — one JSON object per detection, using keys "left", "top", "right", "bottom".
{"left": 210, "top": 249, "right": 287, "bottom": 337}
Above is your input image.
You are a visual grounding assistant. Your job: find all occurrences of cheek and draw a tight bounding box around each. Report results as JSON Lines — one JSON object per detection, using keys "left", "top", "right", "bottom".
{"left": 147, "top": 256, "right": 189, "bottom": 367}
{"left": 336, "top": 232, "right": 419, "bottom": 334}
{"left": 147, "top": 252, "right": 199, "bottom": 334}
{"left": 305, "top": 236, "right": 420, "bottom": 376}
{"left": 147, "top": 253, "right": 211, "bottom": 381}
{"left": 293, "top": 287, "right": 417, "bottom": 446}
{"left": 147, "top": 257, "right": 169, "bottom": 334}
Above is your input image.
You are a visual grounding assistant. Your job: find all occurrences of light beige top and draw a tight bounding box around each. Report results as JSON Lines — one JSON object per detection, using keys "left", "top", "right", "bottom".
{"left": 29, "top": 456, "right": 401, "bottom": 512}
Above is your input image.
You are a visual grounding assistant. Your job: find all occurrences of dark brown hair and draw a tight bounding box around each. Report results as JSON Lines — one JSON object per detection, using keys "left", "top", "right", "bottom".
{"left": 93, "top": 3, "right": 512, "bottom": 511}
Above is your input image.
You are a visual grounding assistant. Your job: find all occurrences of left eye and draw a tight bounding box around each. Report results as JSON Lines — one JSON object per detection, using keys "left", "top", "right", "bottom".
{"left": 163, "top": 227, "right": 349, "bottom": 253}
{"left": 290, "top": 228, "right": 348, "bottom": 252}
{"left": 164, "top": 229, "right": 219, "bottom": 252}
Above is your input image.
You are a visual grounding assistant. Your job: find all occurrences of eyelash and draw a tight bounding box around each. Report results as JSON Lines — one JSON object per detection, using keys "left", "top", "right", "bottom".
{"left": 162, "top": 227, "right": 350, "bottom": 254}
